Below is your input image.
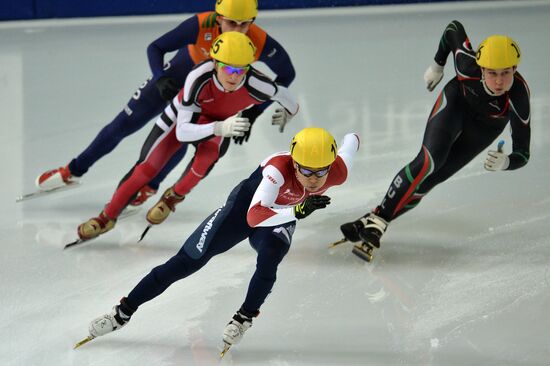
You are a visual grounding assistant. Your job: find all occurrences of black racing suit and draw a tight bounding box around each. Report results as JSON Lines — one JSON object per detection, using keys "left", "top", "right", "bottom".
{"left": 377, "top": 20, "right": 531, "bottom": 222}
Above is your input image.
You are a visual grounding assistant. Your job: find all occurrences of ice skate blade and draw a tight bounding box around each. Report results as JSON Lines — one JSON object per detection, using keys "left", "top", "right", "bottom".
{"left": 73, "top": 335, "right": 95, "bottom": 349}
{"left": 64, "top": 237, "right": 95, "bottom": 250}
{"left": 16, "top": 182, "right": 81, "bottom": 203}
{"left": 328, "top": 238, "right": 348, "bottom": 248}
{"left": 220, "top": 343, "right": 231, "bottom": 358}
{"left": 138, "top": 225, "right": 152, "bottom": 243}
{"left": 352, "top": 244, "right": 374, "bottom": 262}
{"left": 64, "top": 209, "right": 138, "bottom": 250}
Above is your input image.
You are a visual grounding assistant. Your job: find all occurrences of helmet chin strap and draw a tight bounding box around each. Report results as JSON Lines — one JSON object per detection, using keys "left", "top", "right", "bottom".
{"left": 481, "top": 77, "right": 499, "bottom": 97}
{"left": 480, "top": 68, "right": 515, "bottom": 97}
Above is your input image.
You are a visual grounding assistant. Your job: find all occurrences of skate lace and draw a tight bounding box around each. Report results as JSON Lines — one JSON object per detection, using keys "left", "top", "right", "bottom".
{"left": 228, "top": 319, "right": 251, "bottom": 337}
{"left": 162, "top": 189, "right": 185, "bottom": 211}
{"left": 233, "top": 313, "right": 253, "bottom": 330}
{"left": 113, "top": 311, "right": 129, "bottom": 326}
{"left": 60, "top": 165, "right": 74, "bottom": 182}
{"left": 96, "top": 212, "right": 115, "bottom": 228}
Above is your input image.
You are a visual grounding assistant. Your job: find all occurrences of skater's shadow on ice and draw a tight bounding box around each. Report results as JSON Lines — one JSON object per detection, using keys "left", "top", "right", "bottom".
{"left": 377, "top": 240, "right": 468, "bottom": 267}
{"left": 19, "top": 199, "right": 109, "bottom": 215}
{"left": 77, "top": 338, "right": 225, "bottom": 365}
{"left": 292, "top": 213, "right": 486, "bottom": 269}
{"left": 230, "top": 347, "right": 394, "bottom": 365}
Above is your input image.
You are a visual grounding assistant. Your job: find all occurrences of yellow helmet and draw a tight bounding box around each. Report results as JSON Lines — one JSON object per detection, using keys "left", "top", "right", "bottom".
{"left": 476, "top": 35, "right": 521, "bottom": 69}
{"left": 290, "top": 127, "right": 338, "bottom": 169}
{"left": 215, "top": 0, "right": 258, "bottom": 22}
{"left": 209, "top": 31, "right": 256, "bottom": 66}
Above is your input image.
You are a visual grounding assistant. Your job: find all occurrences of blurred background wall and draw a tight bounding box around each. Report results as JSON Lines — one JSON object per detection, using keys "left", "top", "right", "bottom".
{"left": 1, "top": 0, "right": 458, "bottom": 22}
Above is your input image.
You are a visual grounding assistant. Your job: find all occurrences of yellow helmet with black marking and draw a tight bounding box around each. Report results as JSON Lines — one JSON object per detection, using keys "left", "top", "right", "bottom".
{"left": 476, "top": 35, "right": 521, "bottom": 69}
{"left": 290, "top": 127, "right": 337, "bottom": 169}
{"left": 209, "top": 31, "right": 256, "bottom": 66}
{"left": 215, "top": 0, "right": 258, "bottom": 22}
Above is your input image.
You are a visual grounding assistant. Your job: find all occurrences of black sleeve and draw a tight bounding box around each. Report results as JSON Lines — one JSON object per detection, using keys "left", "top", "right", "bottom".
{"left": 240, "top": 105, "right": 264, "bottom": 124}
{"left": 146, "top": 15, "right": 199, "bottom": 80}
{"left": 180, "top": 60, "right": 214, "bottom": 107}
{"left": 241, "top": 34, "right": 296, "bottom": 117}
{"left": 245, "top": 68, "right": 278, "bottom": 103}
{"left": 258, "top": 34, "right": 296, "bottom": 88}
{"left": 507, "top": 73, "right": 531, "bottom": 170}
{"left": 434, "top": 20, "right": 469, "bottom": 66}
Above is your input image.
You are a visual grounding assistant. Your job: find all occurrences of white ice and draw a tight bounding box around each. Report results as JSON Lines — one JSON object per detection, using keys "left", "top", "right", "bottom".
{"left": 1, "top": 1, "right": 550, "bottom": 365}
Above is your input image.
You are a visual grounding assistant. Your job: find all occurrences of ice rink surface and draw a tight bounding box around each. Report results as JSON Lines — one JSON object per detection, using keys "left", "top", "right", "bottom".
{"left": 1, "top": 1, "right": 550, "bottom": 365}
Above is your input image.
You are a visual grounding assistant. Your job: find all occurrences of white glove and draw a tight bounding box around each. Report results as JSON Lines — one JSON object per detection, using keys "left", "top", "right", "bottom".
{"left": 214, "top": 114, "right": 250, "bottom": 137}
{"left": 271, "top": 108, "right": 293, "bottom": 133}
{"left": 423, "top": 62, "right": 444, "bottom": 92}
{"left": 484, "top": 141, "right": 509, "bottom": 171}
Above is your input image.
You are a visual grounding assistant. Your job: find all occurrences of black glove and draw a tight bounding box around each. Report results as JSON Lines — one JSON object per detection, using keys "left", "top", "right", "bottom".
{"left": 233, "top": 106, "right": 264, "bottom": 145}
{"left": 155, "top": 76, "right": 180, "bottom": 101}
{"left": 294, "top": 195, "right": 331, "bottom": 219}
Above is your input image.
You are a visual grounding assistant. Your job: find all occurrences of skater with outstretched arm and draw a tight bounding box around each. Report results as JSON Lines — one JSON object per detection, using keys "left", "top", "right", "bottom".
{"left": 75, "top": 127, "right": 360, "bottom": 355}
{"left": 36, "top": 0, "right": 295, "bottom": 206}
{"left": 72, "top": 31, "right": 299, "bottom": 244}
{"left": 339, "top": 20, "right": 530, "bottom": 262}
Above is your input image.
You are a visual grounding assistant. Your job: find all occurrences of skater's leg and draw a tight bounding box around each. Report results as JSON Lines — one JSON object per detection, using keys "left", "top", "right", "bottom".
{"left": 173, "top": 137, "right": 230, "bottom": 196}
{"left": 242, "top": 222, "right": 295, "bottom": 312}
{"left": 222, "top": 221, "right": 295, "bottom": 348}
{"left": 126, "top": 180, "right": 255, "bottom": 309}
{"left": 69, "top": 50, "right": 194, "bottom": 177}
{"left": 340, "top": 80, "right": 465, "bottom": 256}
{"left": 378, "top": 80, "right": 465, "bottom": 221}
{"left": 103, "top": 125, "right": 182, "bottom": 219}
{"left": 145, "top": 137, "right": 229, "bottom": 224}
{"left": 146, "top": 143, "right": 189, "bottom": 191}
{"left": 68, "top": 79, "right": 166, "bottom": 177}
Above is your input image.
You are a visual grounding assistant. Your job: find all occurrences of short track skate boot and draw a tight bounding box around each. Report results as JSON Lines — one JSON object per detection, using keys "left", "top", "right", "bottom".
{"left": 146, "top": 187, "right": 185, "bottom": 225}
{"left": 89, "top": 299, "right": 134, "bottom": 338}
{"left": 130, "top": 185, "right": 157, "bottom": 206}
{"left": 223, "top": 307, "right": 259, "bottom": 347}
{"left": 78, "top": 211, "right": 116, "bottom": 240}
{"left": 340, "top": 220, "right": 364, "bottom": 242}
{"left": 349, "top": 212, "right": 388, "bottom": 262}
{"left": 35, "top": 165, "right": 78, "bottom": 191}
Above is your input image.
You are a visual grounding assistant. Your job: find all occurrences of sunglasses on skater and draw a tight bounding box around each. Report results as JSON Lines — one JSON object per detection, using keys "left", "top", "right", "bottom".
{"left": 216, "top": 61, "right": 250, "bottom": 76}
{"left": 296, "top": 164, "right": 330, "bottom": 178}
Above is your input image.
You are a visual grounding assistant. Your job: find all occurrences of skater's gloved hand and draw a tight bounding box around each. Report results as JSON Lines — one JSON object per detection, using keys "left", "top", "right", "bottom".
{"left": 233, "top": 126, "right": 253, "bottom": 145}
{"left": 294, "top": 195, "right": 331, "bottom": 219}
{"left": 155, "top": 76, "right": 180, "bottom": 101}
{"left": 423, "top": 62, "right": 444, "bottom": 92}
{"left": 214, "top": 114, "right": 251, "bottom": 138}
{"left": 271, "top": 107, "right": 293, "bottom": 133}
{"left": 484, "top": 150, "right": 509, "bottom": 171}
{"left": 233, "top": 106, "right": 263, "bottom": 145}
{"left": 485, "top": 140, "right": 509, "bottom": 171}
